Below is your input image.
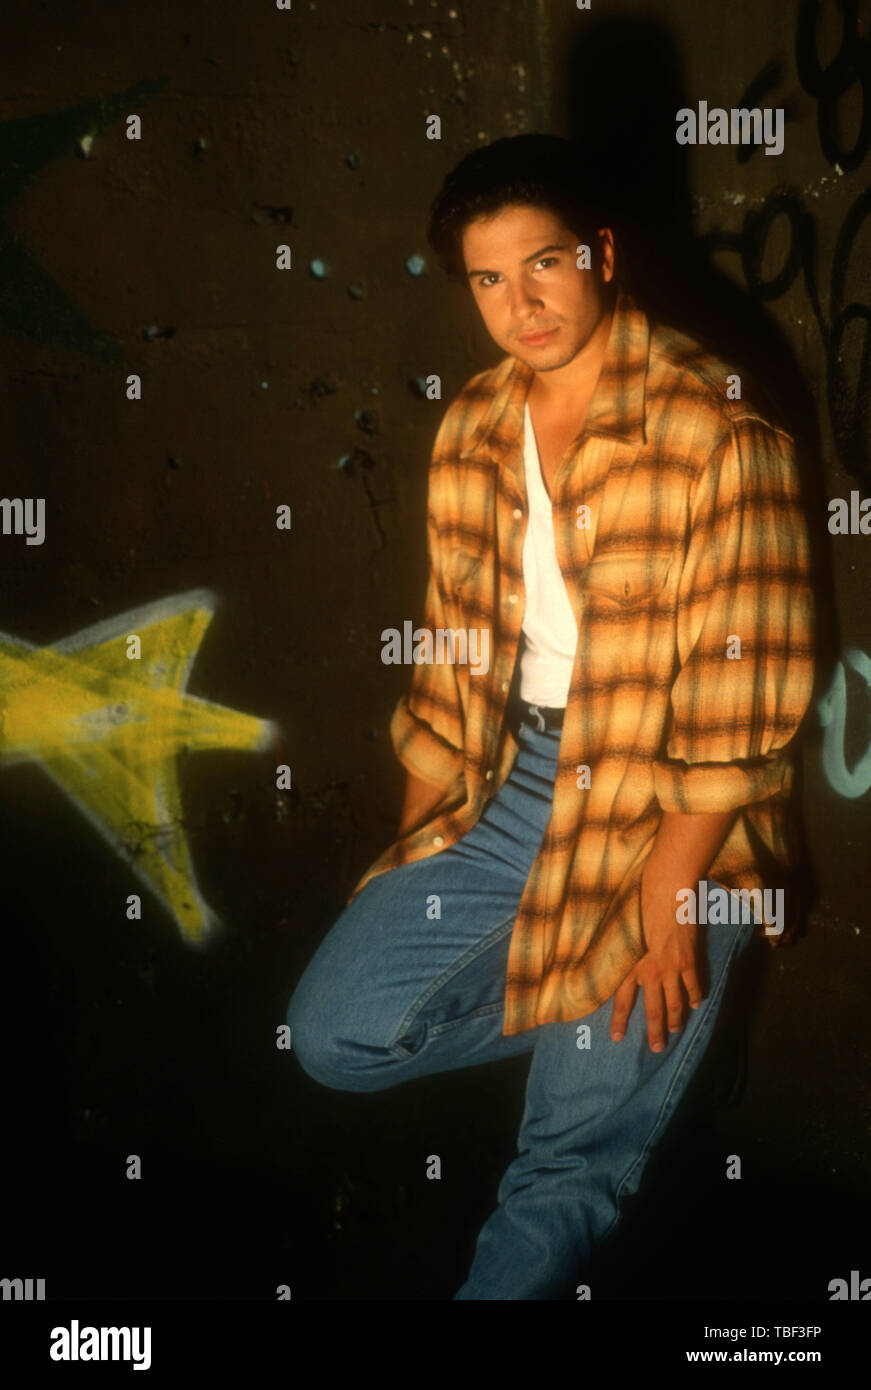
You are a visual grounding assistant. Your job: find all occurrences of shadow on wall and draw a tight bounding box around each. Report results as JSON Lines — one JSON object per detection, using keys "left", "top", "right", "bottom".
{"left": 557, "top": 11, "right": 871, "bottom": 939}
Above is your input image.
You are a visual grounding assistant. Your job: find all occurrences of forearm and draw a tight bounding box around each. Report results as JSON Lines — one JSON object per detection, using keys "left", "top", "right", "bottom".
{"left": 645, "top": 808, "right": 738, "bottom": 894}
{"left": 637, "top": 806, "right": 739, "bottom": 974}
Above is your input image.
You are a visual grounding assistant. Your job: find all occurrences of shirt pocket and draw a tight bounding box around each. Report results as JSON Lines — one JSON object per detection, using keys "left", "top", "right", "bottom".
{"left": 445, "top": 546, "right": 485, "bottom": 596}
{"left": 580, "top": 547, "right": 674, "bottom": 608}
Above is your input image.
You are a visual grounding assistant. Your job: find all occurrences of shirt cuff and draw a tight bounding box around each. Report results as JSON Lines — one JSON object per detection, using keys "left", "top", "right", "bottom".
{"left": 390, "top": 694, "right": 466, "bottom": 790}
{"left": 652, "top": 749, "right": 792, "bottom": 814}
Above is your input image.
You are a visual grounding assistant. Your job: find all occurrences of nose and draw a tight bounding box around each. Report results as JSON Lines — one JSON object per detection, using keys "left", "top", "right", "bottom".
{"left": 510, "top": 280, "right": 544, "bottom": 319}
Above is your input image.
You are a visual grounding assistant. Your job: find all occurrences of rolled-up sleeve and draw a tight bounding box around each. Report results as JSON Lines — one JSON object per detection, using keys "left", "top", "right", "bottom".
{"left": 652, "top": 415, "right": 815, "bottom": 814}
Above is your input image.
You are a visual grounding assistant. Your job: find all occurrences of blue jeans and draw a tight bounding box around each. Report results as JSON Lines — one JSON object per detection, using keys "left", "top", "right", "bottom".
{"left": 287, "top": 720, "right": 757, "bottom": 1299}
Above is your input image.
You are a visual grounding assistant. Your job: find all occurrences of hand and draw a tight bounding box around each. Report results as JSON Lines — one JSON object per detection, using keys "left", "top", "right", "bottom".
{"left": 609, "top": 863, "right": 704, "bottom": 1052}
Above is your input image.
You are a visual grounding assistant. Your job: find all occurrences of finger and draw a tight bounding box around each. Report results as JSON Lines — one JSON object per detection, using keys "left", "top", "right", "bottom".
{"left": 610, "top": 975, "right": 637, "bottom": 1041}
{"left": 662, "top": 972, "right": 685, "bottom": 1033}
{"left": 681, "top": 964, "right": 704, "bottom": 1010}
{"left": 643, "top": 976, "right": 666, "bottom": 1052}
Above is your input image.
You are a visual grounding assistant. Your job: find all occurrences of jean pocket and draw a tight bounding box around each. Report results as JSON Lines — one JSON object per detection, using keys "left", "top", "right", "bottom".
{"left": 390, "top": 1015, "right": 427, "bottom": 1058}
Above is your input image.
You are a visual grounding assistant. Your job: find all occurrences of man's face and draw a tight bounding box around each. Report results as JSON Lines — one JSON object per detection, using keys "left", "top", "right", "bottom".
{"left": 461, "top": 202, "right": 615, "bottom": 372}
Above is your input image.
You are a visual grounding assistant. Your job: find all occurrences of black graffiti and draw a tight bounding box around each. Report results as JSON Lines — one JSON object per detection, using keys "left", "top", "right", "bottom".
{"left": 828, "top": 184, "right": 871, "bottom": 477}
{"left": 796, "top": 0, "right": 871, "bottom": 171}
{"left": 702, "top": 1, "right": 871, "bottom": 484}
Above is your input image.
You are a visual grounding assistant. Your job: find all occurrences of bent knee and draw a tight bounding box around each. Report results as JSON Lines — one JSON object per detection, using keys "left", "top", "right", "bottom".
{"left": 285, "top": 979, "right": 347, "bottom": 1088}
{"left": 286, "top": 975, "right": 395, "bottom": 1092}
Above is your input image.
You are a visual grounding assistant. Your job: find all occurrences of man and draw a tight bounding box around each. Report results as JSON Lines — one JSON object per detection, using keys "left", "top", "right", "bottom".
{"left": 287, "top": 134, "right": 815, "bottom": 1299}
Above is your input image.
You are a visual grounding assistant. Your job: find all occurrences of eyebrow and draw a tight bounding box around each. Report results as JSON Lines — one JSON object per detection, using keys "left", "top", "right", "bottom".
{"left": 465, "top": 242, "right": 573, "bottom": 282}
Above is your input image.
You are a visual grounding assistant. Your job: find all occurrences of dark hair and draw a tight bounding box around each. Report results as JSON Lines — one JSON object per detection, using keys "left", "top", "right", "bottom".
{"left": 426, "top": 133, "right": 622, "bottom": 291}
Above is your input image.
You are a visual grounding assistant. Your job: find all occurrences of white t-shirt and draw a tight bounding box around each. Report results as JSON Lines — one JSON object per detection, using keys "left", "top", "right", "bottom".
{"left": 518, "top": 400, "right": 578, "bottom": 707}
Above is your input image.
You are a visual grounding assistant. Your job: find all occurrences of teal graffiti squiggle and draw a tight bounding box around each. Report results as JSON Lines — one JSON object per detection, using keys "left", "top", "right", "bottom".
{"left": 817, "top": 649, "right": 871, "bottom": 799}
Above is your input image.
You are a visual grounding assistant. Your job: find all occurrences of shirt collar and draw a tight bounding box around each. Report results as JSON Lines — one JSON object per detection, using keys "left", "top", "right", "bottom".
{"left": 460, "top": 286, "right": 650, "bottom": 464}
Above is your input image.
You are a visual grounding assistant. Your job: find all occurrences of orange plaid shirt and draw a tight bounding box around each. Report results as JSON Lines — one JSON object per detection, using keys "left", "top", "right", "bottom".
{"left": 348, "top": 287, "right": 816, "bottom": 1037}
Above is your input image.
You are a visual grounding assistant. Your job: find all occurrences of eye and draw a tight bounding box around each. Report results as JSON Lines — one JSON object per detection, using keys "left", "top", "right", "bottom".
{"left": 477, "top": 257, "right": 558, "bottom": 289}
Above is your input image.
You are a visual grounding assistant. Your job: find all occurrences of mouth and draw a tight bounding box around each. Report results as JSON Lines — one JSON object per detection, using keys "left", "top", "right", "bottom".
{"left": 519, "top": 328, "right": 557, "bottom": 345}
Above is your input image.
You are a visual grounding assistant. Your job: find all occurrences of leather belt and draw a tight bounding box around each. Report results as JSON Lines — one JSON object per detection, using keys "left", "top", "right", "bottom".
{"left": 506, "top": 693, "right": 565, "bottom": 735}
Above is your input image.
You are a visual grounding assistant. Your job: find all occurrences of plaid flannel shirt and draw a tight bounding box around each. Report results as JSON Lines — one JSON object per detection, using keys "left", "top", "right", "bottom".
{"left": 347, "top": 287, "right": 816, "bottom": 1037}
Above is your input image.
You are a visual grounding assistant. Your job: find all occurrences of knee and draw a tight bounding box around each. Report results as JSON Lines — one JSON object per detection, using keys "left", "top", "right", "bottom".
{"left": 284, "top": 887, "right": 404, "bottom": 1092}
{"left": 286, "top": 966, "right": 399, "bottom": 1093}
{"left": 285, "top": 975, "right": 352, "bottom": 1090}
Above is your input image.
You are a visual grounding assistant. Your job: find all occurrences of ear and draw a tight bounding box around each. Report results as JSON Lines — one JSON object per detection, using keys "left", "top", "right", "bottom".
{"left": 597, "top": 227, "right": 616, "bottom": 284}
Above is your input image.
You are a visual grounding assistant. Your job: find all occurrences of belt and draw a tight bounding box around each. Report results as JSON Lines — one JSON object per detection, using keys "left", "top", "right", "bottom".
{"left": 506, "top": 694, "right": 565, "bottom": 734}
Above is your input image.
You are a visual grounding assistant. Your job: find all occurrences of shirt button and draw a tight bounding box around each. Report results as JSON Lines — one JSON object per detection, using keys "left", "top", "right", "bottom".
{"left": 433, "top": 835, "right": 445, "bottom": 847}
{"left": 513, "top": 508, "right": 522, "bottom": 520}
{"left": 502, "top": 680, "right": 510, "bottom": 692}
{"left": 508, "top": 593, "right": 519, "bottom": 605}
{"left": 485, "top": 769, "right": 494, "bottom": 781}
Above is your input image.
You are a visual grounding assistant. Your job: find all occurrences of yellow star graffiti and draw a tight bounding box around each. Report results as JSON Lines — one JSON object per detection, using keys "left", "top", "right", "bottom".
{"left": 0, "top": 589, "right": 276, "bottom": 942}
